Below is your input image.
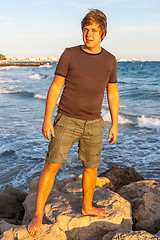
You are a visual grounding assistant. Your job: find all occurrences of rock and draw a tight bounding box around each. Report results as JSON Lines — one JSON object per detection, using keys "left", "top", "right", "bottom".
{"left": 0, "top": 185, "right": 27, "bottom": 225}
{"left": 22, "top": 176, "right": 133, "bottom": 240}
{"left": 0, "top": 220, "right": 18, "bottom": 234}
{"left": 99, "top": 167, "right": 144, "bottom": 192}
{"left": 22, "top": 176, "right": 77, "bottom": 225}
{"left": 157, "top": 231, "right": 160, "bottom": 237}
{"left": 22, "top": 192, "right": 37, "bottom": 226}
{"left": 118, "top": 180, "right": 160, "bottom": 234}
{"left": 102, "top": 230, "right": 160, "bottom": 240}
{"left": 78, "top": 174, "right": 114, "bottom": 190}
{"left": 28, "top": 176, "right": 39, "bottom": 193}
{"left": 0, "top": 224, "right": 67, "bottom": 240}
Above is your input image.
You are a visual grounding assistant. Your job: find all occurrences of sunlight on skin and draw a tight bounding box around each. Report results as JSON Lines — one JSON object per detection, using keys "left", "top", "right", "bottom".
{"left": 27, "top": 216, "right": 42, "bottom": 236}
{"left": 82, "top": 207, "right": 109, "bottom": 217}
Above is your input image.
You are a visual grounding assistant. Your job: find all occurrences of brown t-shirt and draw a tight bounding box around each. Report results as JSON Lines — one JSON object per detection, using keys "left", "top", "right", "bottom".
{"left": 55, "top": 45, "right": 117, "bottom": 120}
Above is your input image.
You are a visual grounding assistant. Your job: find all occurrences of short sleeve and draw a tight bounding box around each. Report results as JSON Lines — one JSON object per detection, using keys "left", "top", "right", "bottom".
{"left": 55, "top": 48, "right": 70, "bottom": 78}
{"left": 108, "top": 57, "right": 117, "bottom": 83}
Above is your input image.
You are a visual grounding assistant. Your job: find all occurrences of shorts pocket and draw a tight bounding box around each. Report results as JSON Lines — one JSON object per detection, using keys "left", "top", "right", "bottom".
{"left": 53, "top": 113, "right": 63, "bottom": 126}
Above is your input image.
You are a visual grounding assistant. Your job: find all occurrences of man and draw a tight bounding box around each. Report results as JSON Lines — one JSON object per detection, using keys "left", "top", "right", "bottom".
{"left": 28, "top": 9, "right": 119, "bottom": 236}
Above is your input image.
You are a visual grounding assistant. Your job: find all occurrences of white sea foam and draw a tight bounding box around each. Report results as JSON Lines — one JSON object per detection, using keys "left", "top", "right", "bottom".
{"left": 39, "top": 63, "right": 52, "bottom": 68}
{"left": 120, "top": 105, "right": 127, "bottom": 109}
{"left": 137, "top": 115, "right": 160, "bottom": 128}
{"left": 118, "top": 115, "right": 134, "bottom": 125}
{"left": 102, "top": 110, "right": 133, "bottom": 125}
{"left": 0, "top": 89, "right": 14, "bottom": 94}
{"left": 0, "top": 66, "right": 21, "bottom": 70}
{"left": 29, "top": 74, "right": 42, "bottom": 79}
{"left": 34, "top": 94, "right": 46, "bottom": 100}
{"left": 34, "top": 94, "right": 59, "bottom": 101}
{"left": 0, "top": 88, "right": 21, "bottom": 94}
{"left": 0, "top": 79, "right": 21, "bottom": 83}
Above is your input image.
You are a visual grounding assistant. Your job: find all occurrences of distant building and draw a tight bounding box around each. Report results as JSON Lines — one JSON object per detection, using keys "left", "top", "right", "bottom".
{"left": 117, "top": 59, "right": 128, "bottom": 62}
{"left": 15, "top": 57, "right": 27, "bottom": 61}
{"left": 5, "top": 56, "right": 13, "bottom": 60}
{"left": 49, "top": 57, "right": 58, "bottom": 62}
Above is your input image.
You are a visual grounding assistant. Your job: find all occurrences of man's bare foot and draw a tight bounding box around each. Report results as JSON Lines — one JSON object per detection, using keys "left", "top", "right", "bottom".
{"left": 27, "top": 216, "right": 42, "bottom": 236}
{"left": 82, "top": 206, "right": 109, "bottom": 217}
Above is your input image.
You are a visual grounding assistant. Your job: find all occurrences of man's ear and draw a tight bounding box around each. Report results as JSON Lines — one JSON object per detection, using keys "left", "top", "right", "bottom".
{"left": 101, "top": 31, "right": 106, "bottom": 41}
{"left": 101, "top": 35, "right": 105, "bottom": 41}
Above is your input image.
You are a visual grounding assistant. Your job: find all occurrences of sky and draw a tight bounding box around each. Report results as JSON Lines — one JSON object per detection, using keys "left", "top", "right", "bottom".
{"left": 0, "top": 0, "right": 160, "bottom": 60}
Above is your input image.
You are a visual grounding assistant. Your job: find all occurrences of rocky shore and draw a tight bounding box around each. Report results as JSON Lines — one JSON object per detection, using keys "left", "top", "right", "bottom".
{"left": 0, "top": 167, "right": 160, "bottom": 240}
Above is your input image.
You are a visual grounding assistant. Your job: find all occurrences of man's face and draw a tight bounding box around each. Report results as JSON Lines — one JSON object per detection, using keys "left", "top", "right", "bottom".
{"left": 82, "top": 24, "right": 102, "bottom": 51}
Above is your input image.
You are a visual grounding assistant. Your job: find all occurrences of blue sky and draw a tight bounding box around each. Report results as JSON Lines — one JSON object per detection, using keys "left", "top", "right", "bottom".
{"left": 0, "top": 0, "right": 160, "bottom": 60}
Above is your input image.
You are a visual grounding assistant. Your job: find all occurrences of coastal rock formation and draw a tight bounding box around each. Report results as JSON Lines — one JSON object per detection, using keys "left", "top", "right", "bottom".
{"left": 1, "top": 168, "right": 160, "bottom": 239}
{"left": 102, "top": 230, "right": 160, "bottom": 240}
{"left": 0, "top": 220, "right": 18, "bottom": 235}
{"left": 0, "top": 224, "right": 67, "bottom": 240}
{"left": 98, "top": 166, "right": 144, "bottom": 192}
{"left": 1, "top": 228, "right": 160, "bottom": 240}
{"left": 22, "top": 175, "right": 132, "bottom": 239}
{"left": 118, "top": 180, "right": 160, "bottom": 233}
{"left": 78, "top": 174, "right": 114, "bottom": 190}
{"left": 0, "top": 185, "right": 27, "bottom": 225}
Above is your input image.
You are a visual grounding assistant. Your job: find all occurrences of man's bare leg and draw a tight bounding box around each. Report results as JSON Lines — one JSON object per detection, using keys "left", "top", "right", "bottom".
{"left": 27, "top": 163, "right": 62, "bottom": 236}
{"left": 82, "top": 167, "right": 109, "bottom": 217}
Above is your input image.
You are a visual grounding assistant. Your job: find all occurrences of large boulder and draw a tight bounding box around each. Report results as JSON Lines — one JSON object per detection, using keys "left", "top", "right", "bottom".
{"left": 0, "top": 224, "right": 67, "bottom": 240}
{"left": 99, "top": 167, "right": 144, "bottom": 192}
{"left": 22, "top": 176, "right": 133, "bottom": 240}
{"left": 118, "top": 180, "right": 160, "bottom": 234}
{"left": 78, "top": 174, "right": 114, "bottom": 190}
{"left": 102, "top": 230, "right": 160, "bottom": 240}
{"left": 0, "top": 185, "right": 27, "bottom": 225}
{"left": 0, "top": 220, "right": 18, "bottom": 235}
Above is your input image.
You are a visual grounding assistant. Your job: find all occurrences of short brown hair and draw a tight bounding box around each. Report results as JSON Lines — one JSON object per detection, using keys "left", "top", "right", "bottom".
{"left": 81, "top": 9, "right": 107, "bottom": 41}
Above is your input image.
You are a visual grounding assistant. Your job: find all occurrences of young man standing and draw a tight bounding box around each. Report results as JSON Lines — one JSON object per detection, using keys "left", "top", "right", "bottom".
{"left": 28, "top": 9, "right": 119, "bottom": 236}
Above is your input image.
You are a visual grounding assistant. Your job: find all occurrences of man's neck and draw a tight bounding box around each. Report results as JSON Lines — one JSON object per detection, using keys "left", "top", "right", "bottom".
{"left": 81, "top": 45, "right": 102, "bottom": 54}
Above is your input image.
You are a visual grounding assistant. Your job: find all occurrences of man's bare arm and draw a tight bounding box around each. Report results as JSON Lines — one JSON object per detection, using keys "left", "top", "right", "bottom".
{"left": 42, "top": 75, "right": 65, "bottom": 141}
{"left": 107, "top": 82, "right": 119, "bottom": 144}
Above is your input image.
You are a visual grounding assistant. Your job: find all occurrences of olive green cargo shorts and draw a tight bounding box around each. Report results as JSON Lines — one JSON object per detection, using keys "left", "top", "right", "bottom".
{"left": 46, "top": 113, "right": 105, "bottom": 168}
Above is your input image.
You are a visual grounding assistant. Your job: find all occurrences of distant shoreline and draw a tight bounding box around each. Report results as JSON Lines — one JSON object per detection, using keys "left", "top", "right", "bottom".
{"left": 0, "top": 60, "right": 159, "bottom": 67}
{"left": 0, "top": 60, "right": 159, "bottom": 66}
{"left": 0, "top": 61, "right": 56, "bottom": 66}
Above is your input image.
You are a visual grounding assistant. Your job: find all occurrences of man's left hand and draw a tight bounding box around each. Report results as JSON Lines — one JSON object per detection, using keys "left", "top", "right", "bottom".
{"left": 107, "top": 125, "right": 118, "bottom": 145}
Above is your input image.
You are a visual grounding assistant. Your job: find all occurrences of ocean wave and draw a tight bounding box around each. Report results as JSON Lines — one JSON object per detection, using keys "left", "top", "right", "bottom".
{"left": 0, "top": 89, "right": 47, "bottom": 100}
{"left": 0, "top": 66, "right": 21, "bottom": 70}
{"left": 120, "top": 105, "right": 127, "bottom": 109}
{"left": 39, "top": 63, "right": 52, "bottom": 68}
{"left": 34, "top": 94, "right": 46, "bottom": 100}
{"left": 0, "top": 89, "right": 17, "bottom": 94}
{"left": 102, "top": 111, "right": 134, "bottom": 125}
{"left": 0, "top": 89, "right": 35, "bottom": 98}
{"left": 0, "top": 149, "right": 15, "bottom": 157}
{"left": 118, "top": 115, "right": 134, "bottom": 125}
{"left": 0, "top": 79, "right": 21, "bottom": 83}
{"left": 29, "top": 73, "right": 42, "bottom": 79}
{"left": 103, "top": 111, "right": 160, "bottom": 129}
{"left": 0, "top": 143, "right": 15, "bottom": 156}
{"left": 137, "top": 115, "right": 160, "bottom": 129}
{"left": 118, "top": 81, "right": 128, "bottom": 84}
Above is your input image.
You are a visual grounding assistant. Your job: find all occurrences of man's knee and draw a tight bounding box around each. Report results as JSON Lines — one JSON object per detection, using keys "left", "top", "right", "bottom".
{"left": 83, "top": 167, "right": 97, "bottom": 174}
{"left": 44, "top": 162, "right": 62, "bottom": 174}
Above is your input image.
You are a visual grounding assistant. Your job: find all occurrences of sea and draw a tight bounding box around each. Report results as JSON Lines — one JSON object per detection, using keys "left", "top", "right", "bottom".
{"left": 0, "top": 61, "right": 160, "bottom": 191}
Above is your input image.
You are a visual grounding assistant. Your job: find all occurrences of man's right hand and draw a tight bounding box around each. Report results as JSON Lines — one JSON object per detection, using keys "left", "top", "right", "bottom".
{"left": 42, "top": 120, "right": 55, "bottom": 141}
